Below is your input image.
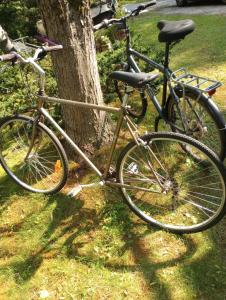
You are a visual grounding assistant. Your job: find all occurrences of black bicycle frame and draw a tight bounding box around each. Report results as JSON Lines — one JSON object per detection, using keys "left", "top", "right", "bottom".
{"left": 122, "top": 19, "right": 181, "bottom": 119}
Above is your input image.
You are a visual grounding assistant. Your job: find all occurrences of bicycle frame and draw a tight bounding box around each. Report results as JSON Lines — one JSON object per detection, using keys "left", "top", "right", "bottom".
{"left": 12, "top": 49, "right": 163, "bottom": 192}
{"left": 37, "top": 92, "right": 149, "bottom": 189}
{"left": 123, "top": 18, "right": 179, "bottom": 117}
{"left": 127, "top": 48, "right": 175, "bottom": 116}
{"left": 120, "top": 18, "right": 204, "bottom": 132}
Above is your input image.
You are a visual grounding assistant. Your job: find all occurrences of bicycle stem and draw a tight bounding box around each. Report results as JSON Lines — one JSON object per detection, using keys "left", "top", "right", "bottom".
{"left": 12, "top": 50, "right": 46, "bottom": 94}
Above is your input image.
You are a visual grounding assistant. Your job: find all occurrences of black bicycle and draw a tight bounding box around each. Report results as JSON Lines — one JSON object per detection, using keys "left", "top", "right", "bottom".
{"left": 94, "top": 2, "right": 226, "bottom": 160}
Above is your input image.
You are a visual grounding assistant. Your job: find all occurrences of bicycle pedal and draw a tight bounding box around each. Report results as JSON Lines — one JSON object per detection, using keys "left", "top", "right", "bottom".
{"left": 67, "top": 185, "right": 82, "bottom": 197}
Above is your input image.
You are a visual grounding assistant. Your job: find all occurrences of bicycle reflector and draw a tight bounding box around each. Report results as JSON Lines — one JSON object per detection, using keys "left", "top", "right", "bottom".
{"left": 54, "top": 160, "right": 62, "bottom": 173}
{"left": 208, "top": 89, "right": 216, "bottom": 96}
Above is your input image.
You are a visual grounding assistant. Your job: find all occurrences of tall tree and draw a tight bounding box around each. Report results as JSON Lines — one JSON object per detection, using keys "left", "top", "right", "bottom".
{"left": 38, "top": 0, "right": 112, "bottom": 158}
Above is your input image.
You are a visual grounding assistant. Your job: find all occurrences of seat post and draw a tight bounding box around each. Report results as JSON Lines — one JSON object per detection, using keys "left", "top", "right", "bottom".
{"left": 162, "top": 42, "right": 171, "bottom": 106}
{"left": 164, "top": 42, "right": 170, "bottom": 69}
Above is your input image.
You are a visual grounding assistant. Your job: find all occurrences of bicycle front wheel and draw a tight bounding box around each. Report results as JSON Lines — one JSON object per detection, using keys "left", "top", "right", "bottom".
{"left": 116, "top": 80, "right": 148, "bottom": 123}
{"left": 116, "top": 132, "right": 226, "bottom": 234}
{"left": 0, "top": 115, "right": 68, "bottom": 194}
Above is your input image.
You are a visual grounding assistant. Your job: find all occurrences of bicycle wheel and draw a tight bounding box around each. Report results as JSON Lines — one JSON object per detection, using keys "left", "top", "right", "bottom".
{"left": 126, "top": 90, "right": 147, "bottom": 122}
{"left": 0, "top": 115, "right": 68, "bottom": 194}
{"left": 116, "top": 132, "right": 226, "bottom": 234}
{"left": 116, "top": 81, "right": 147, "bottom": 123}
{"left": 166, "top": 87, "right": 226, "bottom": 160}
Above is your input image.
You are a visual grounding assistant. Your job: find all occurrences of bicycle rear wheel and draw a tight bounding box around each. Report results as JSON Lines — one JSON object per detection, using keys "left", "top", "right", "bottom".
{"left": 166, "top": 88, "right": 226, "bottom": 160}
{"left": 0, "top": 115, "right": 68, "bottom": 194}
{"left": 116, "top": 132, "right": 226, "bottom": 234}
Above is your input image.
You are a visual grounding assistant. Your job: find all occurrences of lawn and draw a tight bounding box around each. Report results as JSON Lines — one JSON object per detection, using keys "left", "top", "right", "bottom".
{"left": 0, "top": 13, "right": 226, "bottom": 300}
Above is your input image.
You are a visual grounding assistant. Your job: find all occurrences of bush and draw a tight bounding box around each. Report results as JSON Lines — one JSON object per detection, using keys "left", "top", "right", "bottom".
{"left": 0, "top": 0, "right": 39, "bottom": 38}
{"left": 0, "top": 57, "right": 59, "bottom": 119}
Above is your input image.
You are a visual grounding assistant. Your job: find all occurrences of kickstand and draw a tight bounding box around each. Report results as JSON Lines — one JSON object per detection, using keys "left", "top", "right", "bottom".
{"left": 67, "top": 181, "right": 105, "bottom": 197}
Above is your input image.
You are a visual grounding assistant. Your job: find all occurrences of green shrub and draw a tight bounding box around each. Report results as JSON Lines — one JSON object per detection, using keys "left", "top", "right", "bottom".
{"left": 0, "top": 58, "right": 59, "bottom": 119}
{"left": 0, "top": 0, "right": 39, "bottom": 38}
{"left": 0, "top": 2, "right": 164, "bottom": 120}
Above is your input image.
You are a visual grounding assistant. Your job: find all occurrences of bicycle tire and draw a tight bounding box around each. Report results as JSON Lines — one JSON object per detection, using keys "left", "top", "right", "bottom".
{"left": 126, "top": 90, "right": 147, "bottom": 123}
{"left": 0, "top": 115, "right": 68, "bottom": 194}
{"left": 165, "top": 87, "right": 226, "bottom": 160}
{"left": 116, "top": 132, "right": 226, "bottom": 234}
{"left": 116, "top": 79, "right": 148, "bottom": 123}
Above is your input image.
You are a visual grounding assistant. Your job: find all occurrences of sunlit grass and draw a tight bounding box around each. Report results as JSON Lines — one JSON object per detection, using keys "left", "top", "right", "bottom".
{"left": 1, "top": 143, "right": 226, "bottom": 299}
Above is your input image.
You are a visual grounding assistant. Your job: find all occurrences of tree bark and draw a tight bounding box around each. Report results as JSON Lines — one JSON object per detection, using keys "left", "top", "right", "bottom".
{"left": 38, "top": 0, "right": 112, "bottom": 159}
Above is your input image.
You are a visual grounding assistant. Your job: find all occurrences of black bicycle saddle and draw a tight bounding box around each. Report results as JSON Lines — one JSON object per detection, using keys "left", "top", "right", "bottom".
{"left": 109, "top": 71, "right": 159, "bottom": 88}
{"left": 157, "top": 19, "right": 195, "bottom": 43}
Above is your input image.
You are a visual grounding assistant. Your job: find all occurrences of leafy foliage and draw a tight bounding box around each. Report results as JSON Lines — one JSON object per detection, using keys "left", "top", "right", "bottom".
{"left": 0, "top": 0, "right": 39, "bottom": 38}
{"left": 0, "top": 59, "right": 58, "bottom": 118}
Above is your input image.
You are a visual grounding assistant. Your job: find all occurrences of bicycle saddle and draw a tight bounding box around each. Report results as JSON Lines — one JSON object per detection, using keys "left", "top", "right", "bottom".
{"left": 109, "top": 71, "right": 159, "bottom": 88}
{"left": 157, "top": 19, "right": 195, "bottom": 43}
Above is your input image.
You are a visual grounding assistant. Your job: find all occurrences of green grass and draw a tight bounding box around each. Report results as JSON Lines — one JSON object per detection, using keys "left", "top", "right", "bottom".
{"left": 129, "top": 14, "right": 226, "bottom": 71}
{"left": 1, "top": 168, "right": 226, "bottom": 299}
{"left": 1, "top": 13, "right": 226, "bottom": 300}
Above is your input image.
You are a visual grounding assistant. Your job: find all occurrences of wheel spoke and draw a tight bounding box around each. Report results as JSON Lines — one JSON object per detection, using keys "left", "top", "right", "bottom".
{"left": 0, "top": 117, "right": 67, "bottom": 193}
{"left": 118, "top": 134, "right": 225, "bottom": 233}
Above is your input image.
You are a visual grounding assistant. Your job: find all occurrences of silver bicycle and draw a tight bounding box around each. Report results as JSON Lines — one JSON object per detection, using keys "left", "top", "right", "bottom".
{"left": 0, "top": 46, "right": 226, "bottom": 234}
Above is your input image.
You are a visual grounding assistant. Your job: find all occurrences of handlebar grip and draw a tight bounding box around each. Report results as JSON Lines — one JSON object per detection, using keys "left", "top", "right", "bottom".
{"left": 42, "top": 45, "right": 63, "bottom": 52}
{"left": 0, "top": 52, "right": 17, "bottom": 62}
{"left": 93, "top": 19, "right": 109, "bottom": 31}
{"left": 144, "top": 1, "right": 156, "bottom": 9}
{"left": 133, "top": 1, "right": 156, "bottom": 15}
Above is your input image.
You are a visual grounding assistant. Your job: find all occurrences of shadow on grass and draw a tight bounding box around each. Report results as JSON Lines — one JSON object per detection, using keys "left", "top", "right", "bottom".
{"left": 0, "top": 177, "right": 225, "bottom": 298}
{"left": 0, "top": 173, "right": 32, "bottom": 217}
{"left": 64, "top": 188, "right": 199, "bottom": 299}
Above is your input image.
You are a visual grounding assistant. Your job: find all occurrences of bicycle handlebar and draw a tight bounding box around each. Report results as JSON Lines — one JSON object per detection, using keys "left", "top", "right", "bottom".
{"left": 42, "top": 44, "right": 63, "bottom": 52}
{"left": 93, "top": 1, "right": 156, "bottom": 31}
{"left": 134, "top": 1, "right": 156, "bottom": 13}
{"left": 0, "top": 44, "right": 63, "bottom": 64}
{"left": 0, "top": 52, "right": 17, "bottom": 62}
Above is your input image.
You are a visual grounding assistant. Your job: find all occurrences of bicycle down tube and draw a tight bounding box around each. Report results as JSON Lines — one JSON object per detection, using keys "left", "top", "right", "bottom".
{"left": 39, "top": 94, "right": 140, "bottom": 182}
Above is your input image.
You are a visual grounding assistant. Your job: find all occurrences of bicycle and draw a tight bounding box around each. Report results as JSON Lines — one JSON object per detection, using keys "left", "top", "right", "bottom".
{"left": 0, "top": 46, "right": 226, "bottom": 234}
{"left": 94, "top": 2, "right": 226, "bottom": 160}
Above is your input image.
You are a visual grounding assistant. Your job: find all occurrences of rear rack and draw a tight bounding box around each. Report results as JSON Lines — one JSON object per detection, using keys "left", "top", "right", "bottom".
{"left": 170, "top": 68, "right": 222, "bottom": 93}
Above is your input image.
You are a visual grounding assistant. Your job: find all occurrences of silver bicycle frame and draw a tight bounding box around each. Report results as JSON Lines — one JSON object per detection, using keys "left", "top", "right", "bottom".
{"left": 39, "top": 93, "right": 141, "bottom": 182}
{"left": 18, "top": 48, "right": 162, "bottom": 190}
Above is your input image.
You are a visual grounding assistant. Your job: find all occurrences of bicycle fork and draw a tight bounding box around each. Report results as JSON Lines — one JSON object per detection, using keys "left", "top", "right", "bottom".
{"left": 24, "top": 115, "right": 42, "bottom": 162}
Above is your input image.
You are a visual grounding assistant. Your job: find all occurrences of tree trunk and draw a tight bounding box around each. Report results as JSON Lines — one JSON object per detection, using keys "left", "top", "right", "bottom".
{"left": 38, "top": 0, "right": 112, "bottom": 159}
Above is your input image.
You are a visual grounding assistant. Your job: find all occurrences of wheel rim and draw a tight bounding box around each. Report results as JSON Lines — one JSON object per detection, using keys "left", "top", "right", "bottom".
{"left": 119, "top": 136, "right": 225, "bottom": 231}
{"left": 169, "top": 96, "right": 222, "bottom": 157}
{"left": 0, "top": 118, "right": 66, "bottom": 193}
